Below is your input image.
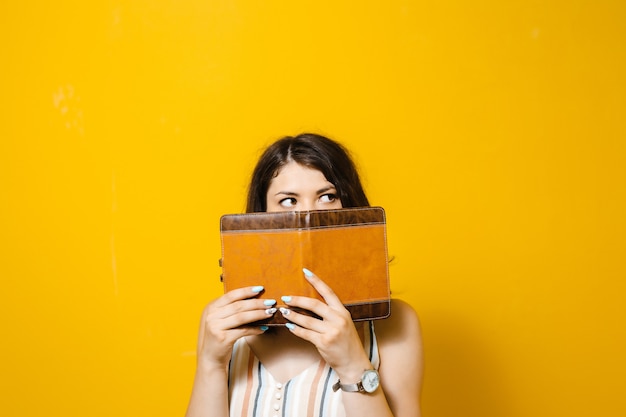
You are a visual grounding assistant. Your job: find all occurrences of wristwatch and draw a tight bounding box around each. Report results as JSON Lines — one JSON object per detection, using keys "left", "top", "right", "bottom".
{"left": 332, "top": 369, "right": 380, "bottom": 393}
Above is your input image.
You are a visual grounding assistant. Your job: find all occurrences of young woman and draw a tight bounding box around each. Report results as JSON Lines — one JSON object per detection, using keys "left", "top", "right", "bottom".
{"left": 186, "top": 133, "right": 423, "bottom": 417}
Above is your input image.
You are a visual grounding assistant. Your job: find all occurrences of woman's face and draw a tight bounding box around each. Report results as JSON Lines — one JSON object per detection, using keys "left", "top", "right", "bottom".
{"left": 266, "top": 161, "right": 343, "bottom": 212}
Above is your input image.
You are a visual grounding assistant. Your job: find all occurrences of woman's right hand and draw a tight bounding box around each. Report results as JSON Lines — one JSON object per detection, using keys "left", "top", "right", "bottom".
{"left": 196, "top": 286, "right": 275, "bottom": 370}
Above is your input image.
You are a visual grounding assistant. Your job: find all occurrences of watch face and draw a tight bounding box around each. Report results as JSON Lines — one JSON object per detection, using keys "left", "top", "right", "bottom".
{"left": 362, "top": 370, "right": 380, "bottom": 393}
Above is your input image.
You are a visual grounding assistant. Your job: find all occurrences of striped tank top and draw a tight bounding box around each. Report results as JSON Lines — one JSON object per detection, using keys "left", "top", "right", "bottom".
{"left": 227, "top": 321, "right": 380, "bottom": 417}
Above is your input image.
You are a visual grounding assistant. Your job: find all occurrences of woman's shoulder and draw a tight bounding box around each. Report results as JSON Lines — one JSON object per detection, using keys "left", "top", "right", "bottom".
{"left": 374, "top": 299, "right": 422, "bottom": 344}
{"left": 379, "top": 299, "right": 421, "bottom": 326}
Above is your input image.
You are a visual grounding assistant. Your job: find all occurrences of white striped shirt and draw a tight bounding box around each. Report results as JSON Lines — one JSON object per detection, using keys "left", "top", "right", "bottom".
{"left": 228, "top": 321, "right": 380, "bottom": 417}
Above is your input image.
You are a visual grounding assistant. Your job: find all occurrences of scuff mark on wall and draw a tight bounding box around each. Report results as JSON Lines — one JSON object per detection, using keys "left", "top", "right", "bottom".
{"left": 53, "top": 84, "right": 84, "bottom": 136}
{"left": 111, "top": 169, "right": 119, "bottom": 296}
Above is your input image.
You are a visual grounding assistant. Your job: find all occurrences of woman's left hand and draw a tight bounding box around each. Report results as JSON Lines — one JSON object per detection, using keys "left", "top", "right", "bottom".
{"left": 280, "top": 268, "right": 373, "bottom": 379}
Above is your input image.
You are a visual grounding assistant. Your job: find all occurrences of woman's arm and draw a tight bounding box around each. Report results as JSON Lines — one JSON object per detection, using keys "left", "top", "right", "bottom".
{"left": 375, "top": 299, "right": 424, "bottom": 417}
{"left": 185, "top": 286, "right": 276, "bottom": 417}
{"left": 186, "top": 360, "right": 230, "bottom": 417}
{"left": 280, "top": 270, "right": 423, "bottom": 417}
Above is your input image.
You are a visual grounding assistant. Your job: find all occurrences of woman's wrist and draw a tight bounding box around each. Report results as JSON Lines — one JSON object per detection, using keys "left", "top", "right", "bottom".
{"left": 333, "top": 359, "right": 374, "bottom": 384}
{"left": 196, "top": 355, "right": 230, "bottom": 375}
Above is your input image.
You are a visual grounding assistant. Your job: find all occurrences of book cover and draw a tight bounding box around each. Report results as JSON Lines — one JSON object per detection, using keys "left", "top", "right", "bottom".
{"left": 220, "top": 207, "right": 391, "bottom": 325}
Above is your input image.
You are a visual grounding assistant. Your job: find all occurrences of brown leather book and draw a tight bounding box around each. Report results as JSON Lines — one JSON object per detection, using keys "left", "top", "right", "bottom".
{"left": 220, "top": 207, "right": 391, "bottom": 325}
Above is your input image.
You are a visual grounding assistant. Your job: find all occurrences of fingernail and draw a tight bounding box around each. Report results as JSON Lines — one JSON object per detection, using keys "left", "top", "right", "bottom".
{"left": 252, "top": 286, "right": 264, "bottom": 293}
{"left": 264, "top": 299, "right": 277, "bottom": 306}
{"left": 285, "top": 323, "right": 296, "bottom": 331}
{"left": 279, "top": 307, "right": 290, "bottom": 316}
{"left": 260, "top": 325, "right": 269, "bottom": 332}
{"left": 265, "top": 308, "right": 277, "bottom": 315}
{"left": 303, "top": 268, "right": 313, "bottom": 277}
{"left": 281, "top": 295, "right": 292, "bottom": 303}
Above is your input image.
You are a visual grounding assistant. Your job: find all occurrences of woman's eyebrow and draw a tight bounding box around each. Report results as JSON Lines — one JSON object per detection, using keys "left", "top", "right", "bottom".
{"left": 317, "top": 186, "right": 336, "bottom": 194}
{"left": 273, "top": 185, "right": 336, "bottom": 196}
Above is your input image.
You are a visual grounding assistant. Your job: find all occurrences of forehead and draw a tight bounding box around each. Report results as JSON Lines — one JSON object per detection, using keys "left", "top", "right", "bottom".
{"left": 268, "top": 162, "right": 333, "bottom": 192}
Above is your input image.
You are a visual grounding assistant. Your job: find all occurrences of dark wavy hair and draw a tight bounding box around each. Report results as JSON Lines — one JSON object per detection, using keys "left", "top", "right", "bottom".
{"left": 246, "top": 133, "right": 370, "bottom": 213}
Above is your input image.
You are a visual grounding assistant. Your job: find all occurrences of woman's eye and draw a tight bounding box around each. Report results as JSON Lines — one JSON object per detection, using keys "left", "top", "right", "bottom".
{"left": 279, "top": 197, "right": 297, "bottom": 208}
{"left": 319, "top": 194, "right": 337, "bottom": 203}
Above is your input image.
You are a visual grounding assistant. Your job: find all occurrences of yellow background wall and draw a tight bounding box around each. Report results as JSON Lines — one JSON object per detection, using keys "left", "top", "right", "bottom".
{"left": 2, "top": 1, "right": 625, "bottom": 416}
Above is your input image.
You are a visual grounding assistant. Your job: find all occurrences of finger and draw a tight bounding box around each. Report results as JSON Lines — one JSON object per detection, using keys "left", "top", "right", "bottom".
{"left": 211, "top": 297, "right": 277, "bottom": 321}
{"left": 284, "top": 322, "right": 320, "bottom": 345}
{"left": 280, "top": 294, "right": 330, "bottom": 317}
{"left": 279, "top": 306, "right": 326, "bottom": 333}
{"left": 301, "top": 268, "right": 344, "bottom": 308}
{"left": 211, "top": 302, "right": 278, "bottom": 329}
{"left": 201, "top": 323, "right": 270, "bottom": 353}
{"left": 281, "top": 292, "right": 351, "bottom": 325}
{"left": 212, "top": 285, "right": 266, "bottom": 308}
{"left": 226, "top": 326, "right": 269, "bottom": 342}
